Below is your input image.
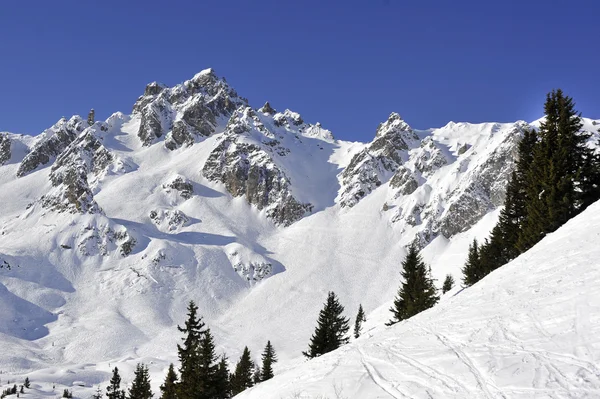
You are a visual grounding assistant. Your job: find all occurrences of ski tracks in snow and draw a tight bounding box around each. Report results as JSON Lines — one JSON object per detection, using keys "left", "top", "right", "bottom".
{"left": 357, "top": 346, "right": 410, "bottom": 398}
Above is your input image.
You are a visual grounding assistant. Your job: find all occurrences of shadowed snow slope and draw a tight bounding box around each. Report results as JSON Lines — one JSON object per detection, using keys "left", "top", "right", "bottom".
{"left": 237, "top": 200, "right": 600, "bottom": 399}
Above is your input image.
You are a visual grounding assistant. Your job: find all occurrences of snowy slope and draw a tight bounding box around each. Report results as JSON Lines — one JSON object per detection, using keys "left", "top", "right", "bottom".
{"left": 0, "top": 69, "right": 598, "bottom": 397}
{"left": 237, "top": 199, "right": 600, "bottom": 399}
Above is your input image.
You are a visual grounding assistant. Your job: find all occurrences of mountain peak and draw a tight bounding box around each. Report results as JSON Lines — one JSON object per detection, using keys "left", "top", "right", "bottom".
{"left": 259, "top": 101, "right": 276, "bottom": 115}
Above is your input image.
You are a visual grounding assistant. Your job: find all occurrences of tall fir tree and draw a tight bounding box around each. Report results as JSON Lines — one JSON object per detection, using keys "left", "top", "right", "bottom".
{"left": 198, "top": 328, "right": 219, "bottom": 398}
{"left": 259, "top": 341, "right": 277, "bottom": 381}
{"left": 128, "top": 363, "right": 153, "bottom": 399}
{"left": 353, "top": 304, "right": 366, "bottom": 339}
{"left": 230, "top": 347, "right": 255, "bottom": 395}
{"left": 176, "top": 300, "right": 206, "bottom": 399}
{"left": 462, "top": 239, "right": 485, "bottom": 286}
{"left": 106, "top": 367, "right": 126, "bottom": 399}
{"left": 388, "top": 245, "right": 439, "bottom": 325}
{"left": 442, "top": 274, "right": 454, "bottom": 294}
{"left": 159, "top": 364, "right": 178, "bottom": 399}
{"left": 214, "top": 356, "right": 231, "bottom": 399}
{"left": 303, "top": 291, "right": 350, "bottom": 358}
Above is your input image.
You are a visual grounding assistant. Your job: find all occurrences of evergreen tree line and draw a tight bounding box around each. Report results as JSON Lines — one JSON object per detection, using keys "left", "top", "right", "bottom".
{"left": 463, "top": 89, "right": 600, "bottom": 286}
{"left": 94, "top": 301, "right": 278, "bottom": 399}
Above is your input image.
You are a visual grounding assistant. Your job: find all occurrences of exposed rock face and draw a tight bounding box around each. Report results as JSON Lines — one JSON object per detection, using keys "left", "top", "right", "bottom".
{"left": 0, "top": 134, "right": 10, "bottom": 166}
{"left": 76, "top": 222, "right": 136, "bottom": 257}
{"left": 150, "top": 209, "right": 190, "bottom": 231}
{"left": 338, "top": 113, "right": 420, "bottom": 207}
{"left": 17, "top": 116, "right": 86, "bottom": 177}
{"left": 162, "top": 175, "right": 194, "bottom": 200}
{"left": 132, "top": 68, "right": 248, "bottom": 148}
{"left": 202, "top": 106, "right": 315, "bottom": 226}
{"left": 39, "top": 122, "right": 126, "bottom": 214}
{"left": 386, "top": 121, "right": 528, "bottom": 248}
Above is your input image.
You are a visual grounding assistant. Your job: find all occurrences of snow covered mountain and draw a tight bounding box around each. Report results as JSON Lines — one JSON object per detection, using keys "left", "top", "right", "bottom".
{"left": 0, "top": 69, "right": 598, "bottom": 397}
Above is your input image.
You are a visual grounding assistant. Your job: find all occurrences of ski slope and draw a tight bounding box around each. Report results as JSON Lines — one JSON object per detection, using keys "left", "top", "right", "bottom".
{"left": 236, "top": 200, "right": 600, "bottom": 398}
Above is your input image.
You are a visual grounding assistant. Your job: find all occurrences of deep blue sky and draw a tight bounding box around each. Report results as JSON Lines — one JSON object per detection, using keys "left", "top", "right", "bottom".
{"left": 1, "top": 1, "right": 598, "bottom": 141}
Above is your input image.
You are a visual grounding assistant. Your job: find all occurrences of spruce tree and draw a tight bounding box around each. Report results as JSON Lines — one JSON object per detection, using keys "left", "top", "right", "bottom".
{"left": 159, "top": 364, "right": 178, "bottom": 399}
{"left": 442, "top": 274, "right": 454, "bottom": 294}
{"left": 23, "top": 378, "right": 30, "bottom": 389}
{"left": 260, "top": 341, "right": 277, "bottom": 381}
{"left": 198, "top": 328, "right": 219, "bottom": 398}
{"left": 230, "top": 347, "right": 254, "bottom": 395}
{"left": 106, "top": 367, "right": 126, "bottom": 399}
{"left": 388, "top": 245, "right": 439, "bottom": 325}
{"left": 353, "top": 304, "right": 366, "bottom": 339}
{"left": 214, "top": 356, "right": 231, "bottom": 399}
{"left": 303, "top": 291, "right": 350, "bottom": 358}
{"left": 128, "top": 363, "right": 153, "bottom": 399}
{"left": 462, "top": 239, "right": 484, "bottom": 286}
{"left": 92, "top": 387, "right": 103, "bottom": 399}
{"left": 176, "top": 301, "right": 206, "bottom": 399}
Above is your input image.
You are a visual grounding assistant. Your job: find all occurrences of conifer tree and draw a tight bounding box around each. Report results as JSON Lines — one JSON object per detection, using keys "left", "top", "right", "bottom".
{"left": 176, "top": 301, "right": 206, "bottom": 399}
{"left": 92, "top": 387, "right": 103, "bottom": 399}
{"left": 23, "top": 378, "right": 30, "bottom": 389}
{"left": 353, "top": 304, "right": 366, "bottom": 339}
{"left": 462, "top": 239, "right": 484, "bottom": 286}
{"left": 128, "top": 363, "right": 153, "bottom": 399}
{"left": 442, "top": 274, "right": 454, "bottom": 294}
{"left": 106, "top": 367, "right": 126, "bottom": 399}
{"left": 260, "top": 341, "right": 277, "bottom": 381}
{"left": 388, "top": 245, "right": 439, "bottom": 325}
{"left": 230, "top": 347, "right": 255, "bottom": 395}
{"left": 198, "top": 328, "right": 219, "bottom": 398}
{"left": 303, "top": 291, "right": 350, "bottom": 358}
{"left": 159, "top": 364, "right": 178, "bottom": 399}
{"left": 214, "top": 356, "right": 231, "bottom": 399}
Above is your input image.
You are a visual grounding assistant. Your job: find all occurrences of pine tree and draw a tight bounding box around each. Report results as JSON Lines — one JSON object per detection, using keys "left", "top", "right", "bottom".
{"left": 214, "top": 356, "right": 231, "bottom": 399}
{"left": 230, "top": 347, "right": 255, "bottom": 395}
{"left": 303, "top": 291, "right": 350, "bottom": 358}
{"left": 62, "top": 389, "right": 72, "bottom": 398}
{"left": 88, "top": 109, "right": 95, "bottom": 126}
{"left": 176, "top": 301, "right": 206, "bottom": 399}
{"left": 198, "top": 328, "right": 219, "bottom": 398}
{"left": 23, "top": 378, "right": 30, "bottom": 389}
{"left": 128, "top": 363, "right": 153, "bottom": 399}
{"left": 260, "top": 341, "right": 277, "bottom": 382}
{"left": 92, "top": 387, "right": 103, "bottom": 399}
{"left": 462, "top": 239, "right": 484, "bottom": 286}
{"left": 442, "top": 274, "right": 454, "bottom": 294}
{"left": 159, "top": 364, "right": 178, "bottom": 399}
{"left": 106, "top": 367, "right": 126, "bottom": 399}
{"left": 353, "top": 304, "right": 366, "bottom": 339}
{"left": 388, "top": 245, "right": 439, "bottom": 325}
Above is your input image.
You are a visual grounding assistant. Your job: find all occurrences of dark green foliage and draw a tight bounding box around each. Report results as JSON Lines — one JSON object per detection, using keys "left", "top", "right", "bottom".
{"left": 159, "top": 364, "right": 178, "bottom": 399}
{"left": 128, "top": 363, "right": 153, "bottom": 399}
{"left": 353, "top": 304, "right": 366, "bottom": 339}
{"left": 106, "top": 367, "right": 126, "bottom": 399}
{"left": 519, "top": 90, "right": 599, "bottom": 251}
{"left": 230, "top": 347, "right": 255, "bottom": 395}
{"left": 260, "top": 341, "right": 277, "bottom": 381}
{"left": 214, "top": 356, "right": 232, "bottom": 399}
{"left": 442, "top": 274, "right": 454, "bottom": 294}
{"left": 176, "top": 301, "right": 221, "bottom": 399}
{"left": 62, "top": 389, "right": 73, "bottom": 398}
{"left": 462, "top": 239, "right": 485, "bottom": 286}
{"left": 23, "top": 378, "right": 30, "bottom": 389}
{"left": 388, "top": 245, "right": 439, "bottom": 325}
{"left": 303, "top": 291, "right": 350, "bottom": 358}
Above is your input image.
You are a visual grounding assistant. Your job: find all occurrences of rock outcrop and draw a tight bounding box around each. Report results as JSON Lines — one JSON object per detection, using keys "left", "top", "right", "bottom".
{"left": 17, "top": 116, "right": 86, "bottom": 177}
{"left": 0, "top": 134, "right": 10, "bottom": 166}
{"left": 338, "top": 113, "right": 420, "bottom": 207}
{"left": 132, "top": 69, "right": 248, "bottom": 148}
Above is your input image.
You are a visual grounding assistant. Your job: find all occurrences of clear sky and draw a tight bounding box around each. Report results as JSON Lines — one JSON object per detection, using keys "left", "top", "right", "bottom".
{"left": 0, "top": 0, "right": 598, "bottom": 141}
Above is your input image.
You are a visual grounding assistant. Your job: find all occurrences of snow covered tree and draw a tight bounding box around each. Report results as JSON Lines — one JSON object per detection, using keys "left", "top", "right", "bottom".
{"left": 159, "top": 364, "right": 178, "bottom": 399}
{"left": 106, "top": 367, "right": 126, "bottom": 399}
{"left": 442, "top": 274, "right": 454, "bottom": 294}
{"left": 303, "top": 291, "right": 350, "bottom": 358}
{"left": 88, "top": 109, "right": 95, "bottom": 126}
{"left": 388, "top": 245, "right": 439, "bottom": 325}
{"left": 259, "top": 341, "right": 277, "bottom": 381}
{"left": 214, "top": 356, "right": 231, "bottom": 399}
{"left": 128, "top": 363, "right": 153, "bottom": 399}
{"left": 230, "top": 347, "right": 255, "bottom": 395}
{"left": 353, "top": 304, "right": 366, "bottom": 339}
{"left": 92, "top": 387, "right": 103, "bottom": 399}
{"left": 462, "top": 239, "right": 485, "bottom": 286}
{"left": 176, "top": 300, "right": 206, "bottom": 399}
